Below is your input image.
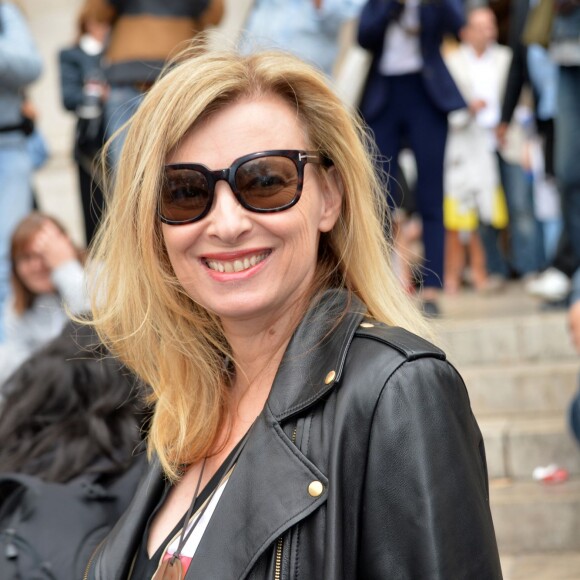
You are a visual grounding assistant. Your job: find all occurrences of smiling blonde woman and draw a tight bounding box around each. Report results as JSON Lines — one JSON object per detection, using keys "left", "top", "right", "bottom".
{"left": 84, "top": 45, "right": 502, "bottom": 580}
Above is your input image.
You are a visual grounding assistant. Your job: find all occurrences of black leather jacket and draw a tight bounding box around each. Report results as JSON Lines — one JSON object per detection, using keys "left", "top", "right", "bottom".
{"left": 86, "top": 290, "right": 502, "bottom": 579}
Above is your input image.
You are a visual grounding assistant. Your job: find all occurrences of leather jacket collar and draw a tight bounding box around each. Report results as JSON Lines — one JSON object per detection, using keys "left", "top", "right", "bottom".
{"left": 266, "top": 288, "right": 366, "bottom": 421}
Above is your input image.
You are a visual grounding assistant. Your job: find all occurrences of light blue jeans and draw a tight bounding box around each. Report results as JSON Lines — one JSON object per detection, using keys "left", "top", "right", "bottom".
{"left": 480, "top": 155, "right": 545, "bottom": 277}
{"left": 103, "top": 85, "right": 146, "bottom": 170}
{"left": 0, "top": 134, "right": 34, "bottom": 341}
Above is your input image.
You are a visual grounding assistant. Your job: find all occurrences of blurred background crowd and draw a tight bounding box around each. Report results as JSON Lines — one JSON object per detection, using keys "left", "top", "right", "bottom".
{"left": 2, "top": 0, "right": 580, "bottom": 338}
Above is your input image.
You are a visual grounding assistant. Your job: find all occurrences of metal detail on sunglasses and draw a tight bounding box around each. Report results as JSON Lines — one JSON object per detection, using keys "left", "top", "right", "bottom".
{"left": 159, "top": 150, "right": 329, "bottom": 225}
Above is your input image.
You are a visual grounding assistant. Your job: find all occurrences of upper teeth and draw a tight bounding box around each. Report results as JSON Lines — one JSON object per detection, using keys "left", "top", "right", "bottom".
{"left": 206, "top": 252, "right": 268, "bottom": 273}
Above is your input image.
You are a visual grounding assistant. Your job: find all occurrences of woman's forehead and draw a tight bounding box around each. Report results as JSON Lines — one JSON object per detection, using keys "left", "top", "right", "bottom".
{"left": 168, "top": 95, "right": 309, "bottom": 167}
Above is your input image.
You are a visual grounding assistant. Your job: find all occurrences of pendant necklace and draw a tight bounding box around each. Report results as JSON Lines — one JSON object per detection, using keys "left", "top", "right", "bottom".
{"left": 152, "top": 456, "right": 208, "bottom": 580}
{"left": 150, "top": 429, "right": 252, "bottom": 580}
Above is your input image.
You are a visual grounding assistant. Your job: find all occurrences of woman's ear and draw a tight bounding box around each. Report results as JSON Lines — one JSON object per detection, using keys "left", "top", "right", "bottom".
{"left": 318, "top": 166, "right": 344, "bottom": 233}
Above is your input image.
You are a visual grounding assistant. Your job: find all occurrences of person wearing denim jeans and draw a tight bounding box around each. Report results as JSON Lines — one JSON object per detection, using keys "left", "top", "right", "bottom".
{"left": 0, "top": 2, "right": 43, "bottom": 341}
{"left": 81, "top": 0, "right": 224, "bottom": 169}
{"left": 478, "top": 154, "right": 545, "bottom": 279}
{"left": 103, "top": 85, "right": 146, "bottom": 169}
{"left": 492, "top": 0, "right": 547, "bottom": 279}
{"left": 552, "top": 8, "right": 580, "bottom": 263}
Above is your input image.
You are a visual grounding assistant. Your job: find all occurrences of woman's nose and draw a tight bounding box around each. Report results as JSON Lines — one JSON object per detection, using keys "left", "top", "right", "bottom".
{"left": 205, "top": 182, "right": 252, "bottom": 241}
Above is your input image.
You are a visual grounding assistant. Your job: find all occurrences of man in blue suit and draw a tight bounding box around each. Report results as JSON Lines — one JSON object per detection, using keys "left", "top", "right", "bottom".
{"left": 358, "top": 0, "right": 465, "bottom": 316}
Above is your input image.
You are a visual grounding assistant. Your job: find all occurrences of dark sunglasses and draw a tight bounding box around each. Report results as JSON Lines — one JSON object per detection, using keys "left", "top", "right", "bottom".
{"left": 159, "top": 149, "right": 331, "bottom": 225}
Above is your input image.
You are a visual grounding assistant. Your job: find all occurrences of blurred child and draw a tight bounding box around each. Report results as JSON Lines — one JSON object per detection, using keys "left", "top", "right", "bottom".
{"left": 443, "top": 106, "right": 507, "bottom": 293}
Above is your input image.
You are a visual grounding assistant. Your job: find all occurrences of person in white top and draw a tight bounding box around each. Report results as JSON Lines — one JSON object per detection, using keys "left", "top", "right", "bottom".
{"left": 443, "top": 7, "right": 512, "bottom": 293}
{"left": 0, "top": 212, "right": 89, "bottom": 385}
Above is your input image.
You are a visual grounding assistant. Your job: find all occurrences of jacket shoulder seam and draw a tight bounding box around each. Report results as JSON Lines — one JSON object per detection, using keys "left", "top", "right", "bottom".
{"left": 354, "top": 322, "right": 446, "bottom": 361}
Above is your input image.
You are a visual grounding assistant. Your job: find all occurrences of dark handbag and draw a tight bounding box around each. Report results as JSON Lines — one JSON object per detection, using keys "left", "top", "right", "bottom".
{"left": 74, "top": 109, "right": 105, "bottom": 168}
{"left": 0, "top": 457, "right": 145, "bottom": 580}
{"left": 74, "top": 79, "right": 106, "bottom": 169}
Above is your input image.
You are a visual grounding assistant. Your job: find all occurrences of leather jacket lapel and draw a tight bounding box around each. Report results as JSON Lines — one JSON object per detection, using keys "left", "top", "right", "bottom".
{"left": 93, "top": 459, "right": 165, "bottom": 580}
{"left": 185, "top": 405, "right": 328, "bottom": 579}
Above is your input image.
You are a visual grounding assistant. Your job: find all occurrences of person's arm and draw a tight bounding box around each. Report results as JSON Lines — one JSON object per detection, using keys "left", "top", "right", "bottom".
{"left": 51, "top": 260, "right": 90, "bottom": 315}
{"left": 359, "top": 357, "right": 502, "bottom": 578}
{"left": 30, "top": 221, "right": 90, "bottom": 315}
{"left": 0, "top": 3, "right": 42, "bottom": 90}
{"left": 357, "top": 0, "right": 404, "bottom": 52}
{"left": 299, "top": 0, "right": 366, "bottom": 40}
{"left": 198, "top": 0, "right": 225, "bottom": 29}
{"left": 500, "top": 44, "right": 526, "bottom": 127}
{"left": 569, "top": 269, "right": 580, "bottom": 354}
{"left": 441, "top": 0, "right": 466, "bottom": 36}
{"left": 500, "top": 0, "right": 529, "bottom": 127}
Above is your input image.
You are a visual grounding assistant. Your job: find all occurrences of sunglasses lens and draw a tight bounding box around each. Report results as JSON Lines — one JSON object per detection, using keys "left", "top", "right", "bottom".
{"left": 161, "top": 168, "right": 210, "bottom": 222}
{"left": 235, "top": 156, "right": 299, "bottom": 210}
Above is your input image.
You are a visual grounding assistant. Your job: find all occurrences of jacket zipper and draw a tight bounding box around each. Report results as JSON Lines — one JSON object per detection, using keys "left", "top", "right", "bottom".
{"left": 274, "top": 426, "right": 298, "bottom": 579}
{"left": 273, "top": 536, "right": 284, "bottom": 580}
{"left": 83, "top": 536, "right": 106, "bottom": 580}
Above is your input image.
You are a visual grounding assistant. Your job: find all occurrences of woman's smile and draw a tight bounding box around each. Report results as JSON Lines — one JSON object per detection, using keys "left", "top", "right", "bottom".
{"left": 203, "top": 249, "right": 271, "bottom": 274}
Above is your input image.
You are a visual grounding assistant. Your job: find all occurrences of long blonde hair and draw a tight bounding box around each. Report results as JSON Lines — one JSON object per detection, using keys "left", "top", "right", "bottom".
{"left": 88, "top": 45, "right": 431, "bottom": 479}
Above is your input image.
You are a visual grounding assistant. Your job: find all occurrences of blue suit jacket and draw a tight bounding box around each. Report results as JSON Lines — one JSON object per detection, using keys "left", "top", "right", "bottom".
{"left": 358, "top": 0, "right": 466, "bottom": 120}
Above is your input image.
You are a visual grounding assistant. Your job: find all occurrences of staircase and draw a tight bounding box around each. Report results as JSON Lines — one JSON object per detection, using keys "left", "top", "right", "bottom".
{"left": 437, "top": 285, "right": 580, "bottom": 580}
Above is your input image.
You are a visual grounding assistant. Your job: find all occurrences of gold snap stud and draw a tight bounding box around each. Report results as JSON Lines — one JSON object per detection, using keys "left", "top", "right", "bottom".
{"left": 324, "top": 370, "right": 336, "bottom": 385}
{"left": 308, "top": 481, "right": 324, "bottom": 497}
{"left": 360, "top": 322, "right": 374, "bottom": 328}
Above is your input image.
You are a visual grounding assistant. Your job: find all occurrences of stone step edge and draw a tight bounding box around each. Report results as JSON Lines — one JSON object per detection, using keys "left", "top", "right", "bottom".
{"left": 489, "top": 477, "right": 580, "bottom": 505}
{"left": 435, "top": 310, "right": 568, "bottom": 329}
{"left": 480, "top": 414, "right": 580, "bottom": 480}
{"left": 500, "top": 551, "right": 580, "bottom": 580}
{"left": 456, "top": 359, "right": 580, "bottom": 375}
{"left": 478, "top": 413, "right": 572, "bottom": 433}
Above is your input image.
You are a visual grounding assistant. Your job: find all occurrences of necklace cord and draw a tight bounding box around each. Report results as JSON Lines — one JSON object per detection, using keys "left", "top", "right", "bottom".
{"left": 170, "top": 456, "right": 208, "bottom": 564}
{"left": 168, "top": 430, "right": 252, "bottom": 567}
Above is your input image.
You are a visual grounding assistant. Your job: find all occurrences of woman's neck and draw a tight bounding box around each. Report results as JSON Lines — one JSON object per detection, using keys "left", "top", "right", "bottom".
{"left": 222, "top": 298, "right": 308, "bottom": 407}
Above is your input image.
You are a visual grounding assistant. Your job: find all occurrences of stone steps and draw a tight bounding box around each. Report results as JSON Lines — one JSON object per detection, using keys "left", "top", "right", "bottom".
{"left": 501, "top": 551, "right": 580, "bottom": 580}
{"left": 479, "top": 414, "right": 580, "bottom": 479}
{"left": 464, "top": 360, "right": 578, "bottom": 417}
{"left": 437, "top": 311, "right": 576, "bottom": 367}
{"left": 491, "top": 478, "right": 580, "bottom": 554}
{"left": 436, "top": 289, "right": 580, "bottom": 566}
